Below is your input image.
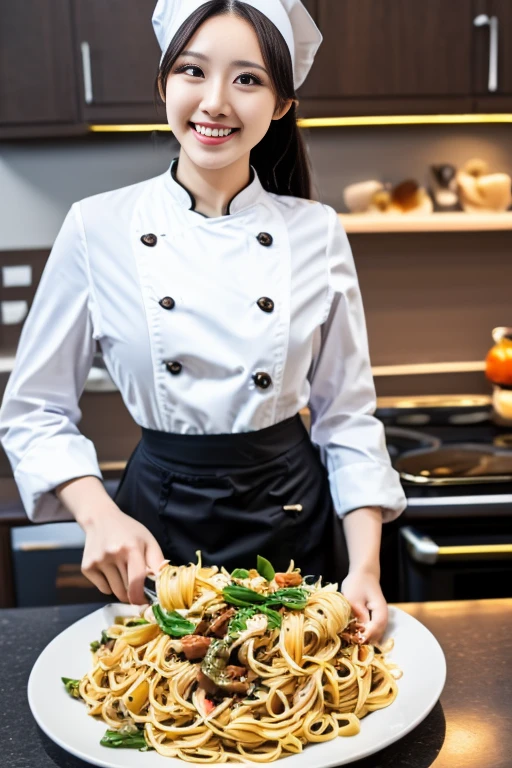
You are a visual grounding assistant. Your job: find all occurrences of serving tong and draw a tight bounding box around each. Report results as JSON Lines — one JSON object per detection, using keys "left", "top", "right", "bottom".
{"left": 143, "top": 577, "right": 157, "bottom": 604}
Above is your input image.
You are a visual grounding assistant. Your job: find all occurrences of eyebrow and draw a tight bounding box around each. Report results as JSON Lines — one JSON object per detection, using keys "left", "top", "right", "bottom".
{"left": 178, "top": 50, "right": 268, "bottom": 74}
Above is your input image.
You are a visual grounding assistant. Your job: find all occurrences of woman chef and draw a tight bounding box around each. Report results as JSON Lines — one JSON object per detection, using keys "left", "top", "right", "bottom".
{"left": 0, "top": 0, "right": 406, "bottom": 642}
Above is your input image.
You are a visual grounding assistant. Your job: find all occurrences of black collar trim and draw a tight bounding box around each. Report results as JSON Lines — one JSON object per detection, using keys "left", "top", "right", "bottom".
{"left": 170, "top": 158, "right": 255, "bottom": 218}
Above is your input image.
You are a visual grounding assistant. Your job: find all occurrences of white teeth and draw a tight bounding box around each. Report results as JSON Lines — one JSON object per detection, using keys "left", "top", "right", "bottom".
{"left": 193, "top": 124, "right": 234, "bottom": 137}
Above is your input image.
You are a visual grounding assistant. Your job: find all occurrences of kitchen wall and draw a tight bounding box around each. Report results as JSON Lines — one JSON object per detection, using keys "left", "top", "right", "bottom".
{"left": 1, "top": 123, "right": 511, "bottom": 392}
{"left": 1, "top": 123, "right": 512, "bottom": 248}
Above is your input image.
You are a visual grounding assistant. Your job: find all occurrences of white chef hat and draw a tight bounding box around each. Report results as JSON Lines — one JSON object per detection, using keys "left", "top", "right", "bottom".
{"left": 152, "top": 0, "right": 322, "bottom": 89}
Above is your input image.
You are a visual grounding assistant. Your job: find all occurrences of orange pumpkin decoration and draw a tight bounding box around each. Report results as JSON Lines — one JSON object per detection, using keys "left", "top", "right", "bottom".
{"left": 486, "top": 329, "right": 512, "bottom": 386}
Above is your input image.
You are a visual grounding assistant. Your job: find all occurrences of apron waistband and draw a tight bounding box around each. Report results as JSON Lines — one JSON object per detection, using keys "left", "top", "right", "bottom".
{"left": 140, "top": 414, "right": 308, "bottom": 469}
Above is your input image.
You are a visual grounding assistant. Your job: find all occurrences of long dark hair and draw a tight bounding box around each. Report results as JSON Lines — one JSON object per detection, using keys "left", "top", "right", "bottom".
{"left": 155, "top": 0, "right": 312, "bottom": 200}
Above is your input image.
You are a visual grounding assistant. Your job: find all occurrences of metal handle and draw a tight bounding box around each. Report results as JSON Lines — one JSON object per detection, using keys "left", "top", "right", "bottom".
{"left": 80, "top": 41, "right": 94, "bottom": 104}
{"left": 474, "top": 14, "right": 499, "bottom": 92}
{"left": 400, "top": 526, "right": 512, "bottom": 564}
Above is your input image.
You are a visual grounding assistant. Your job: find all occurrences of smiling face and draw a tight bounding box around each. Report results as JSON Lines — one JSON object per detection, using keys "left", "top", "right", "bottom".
{"left": 162, "top": 13, "right": 292, "bottom": 172}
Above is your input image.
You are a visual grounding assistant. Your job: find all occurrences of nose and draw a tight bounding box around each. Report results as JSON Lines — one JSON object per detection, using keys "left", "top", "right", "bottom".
{"left": 198, "top": 76, "right": 231, "bottom": 118}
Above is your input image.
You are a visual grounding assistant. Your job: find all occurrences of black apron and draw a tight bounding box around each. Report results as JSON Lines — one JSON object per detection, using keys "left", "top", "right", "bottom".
{"left": 114, "top": 414, "right": 349, "bottom": 585}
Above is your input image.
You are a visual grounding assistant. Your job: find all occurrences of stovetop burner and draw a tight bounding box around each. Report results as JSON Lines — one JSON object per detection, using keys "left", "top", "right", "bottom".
{"left": 378, "top": 402, "right": 512, "bottom": 493}
{"left": 394, "top": 444, "right": 512, "bottom": 485}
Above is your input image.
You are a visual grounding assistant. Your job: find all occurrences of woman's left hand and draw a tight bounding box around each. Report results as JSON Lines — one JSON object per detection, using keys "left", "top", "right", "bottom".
{"left": 341, "top": 568, "right": 388, "bottom": 645}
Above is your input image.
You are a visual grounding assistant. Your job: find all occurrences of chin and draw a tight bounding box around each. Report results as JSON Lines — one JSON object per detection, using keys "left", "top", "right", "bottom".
{"left": 185, "top": 146, "right": 244, "bottom": 170}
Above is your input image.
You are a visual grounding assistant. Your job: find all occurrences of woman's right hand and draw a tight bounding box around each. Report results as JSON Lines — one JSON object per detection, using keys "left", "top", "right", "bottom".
{"left": 79, "top": 504, "right": 166, "bottom": 605}
{"left": 55, "top": 476, "right": 166, "bottom": 605}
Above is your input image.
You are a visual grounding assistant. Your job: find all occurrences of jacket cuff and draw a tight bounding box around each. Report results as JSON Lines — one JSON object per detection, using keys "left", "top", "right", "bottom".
{"left": 13, "top": 434, "right": 103, "bottom": 523}
{"left": 328, "top": 461, "right": 407, "bottom": 523}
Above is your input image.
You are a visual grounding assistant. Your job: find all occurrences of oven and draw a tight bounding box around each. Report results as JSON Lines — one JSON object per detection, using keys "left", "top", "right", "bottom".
{"left": 379, "top": 397, "right": 512, "bottom": 602}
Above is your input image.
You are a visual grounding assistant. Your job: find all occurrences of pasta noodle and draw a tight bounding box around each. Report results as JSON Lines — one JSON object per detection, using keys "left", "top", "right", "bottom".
{"left": 70, "top": 553, "right": 401, "bottom": 762}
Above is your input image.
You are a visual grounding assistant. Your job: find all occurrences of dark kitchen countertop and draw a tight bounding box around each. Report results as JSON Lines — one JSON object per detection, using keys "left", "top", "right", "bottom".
{"left": 1, "top": 598, "right": 511, "bottom": 768}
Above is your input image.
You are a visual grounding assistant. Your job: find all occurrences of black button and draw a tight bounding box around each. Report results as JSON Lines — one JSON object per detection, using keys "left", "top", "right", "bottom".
{"left": 166, "top": 361, "right": 182, "bottom": 375}
{"left": 253, "top": 372, "right": 272, "bottom": 389}
{"left": 256, "top": 232, "right": 273, "bottom": 247}
{"left": 159, "top": 296, "right": 175, "bottom": 310}
{"left": 257, "top": 297, "right": 274, "bottom": 313}
{"left": 141, "top": 233, "right": 157, "bottom": 247}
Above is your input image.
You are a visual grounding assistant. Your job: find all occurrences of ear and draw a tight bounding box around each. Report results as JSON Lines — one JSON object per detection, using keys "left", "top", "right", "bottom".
{"left": 272, "top": 98, "right": 295, "bottom": 121}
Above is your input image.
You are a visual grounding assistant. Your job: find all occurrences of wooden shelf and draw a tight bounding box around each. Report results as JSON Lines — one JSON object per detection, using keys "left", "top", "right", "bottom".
{"left": 339, "top": 211, "right": 512, "bottom": 234}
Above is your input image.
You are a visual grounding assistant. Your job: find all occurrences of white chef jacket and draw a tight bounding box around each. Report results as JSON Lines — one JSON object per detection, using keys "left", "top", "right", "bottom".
{"left": 0, "top": 158, "right": 407, "bottom": 525}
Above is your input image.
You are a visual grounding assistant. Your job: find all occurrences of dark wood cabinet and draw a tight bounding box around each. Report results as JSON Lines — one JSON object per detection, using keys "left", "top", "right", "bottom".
{"left": 473, "top": 0, "right": 512, "bottom": 112}
{"left": 298, "top": 0, "right": 474, "bottom": 116}
{"left": 0, "top": 0, "right": 81, "bottom": 137}
{"left": 73, "top": 0, "right": 164, "bottom": 123}
{"left": 1, "top": 0, "right": 510, "bottom": 137}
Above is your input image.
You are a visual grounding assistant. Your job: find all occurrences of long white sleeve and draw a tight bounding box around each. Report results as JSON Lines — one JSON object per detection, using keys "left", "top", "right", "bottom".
{"left": 308, "top": 206, "right": 407, "bottom": 523}
{"left": 0, "top": 204, "right": 103, "bottom": 522}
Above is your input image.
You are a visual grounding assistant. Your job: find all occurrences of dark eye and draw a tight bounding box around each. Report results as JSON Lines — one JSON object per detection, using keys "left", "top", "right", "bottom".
{"left": 235, "top": 73, "right": 262, "bottom": 86}
{"left": 176, "top": 64, "right": 204, "bottom": 77}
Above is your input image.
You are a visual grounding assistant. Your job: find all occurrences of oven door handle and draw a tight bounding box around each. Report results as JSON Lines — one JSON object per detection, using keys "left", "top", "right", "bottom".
{"left": 400, "top": 526, "right": 512, "bottom": 564}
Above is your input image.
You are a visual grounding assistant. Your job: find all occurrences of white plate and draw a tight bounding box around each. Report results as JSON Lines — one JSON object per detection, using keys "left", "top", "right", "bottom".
{"left": 28, "top": 604, "right": 446, "bottom": 767}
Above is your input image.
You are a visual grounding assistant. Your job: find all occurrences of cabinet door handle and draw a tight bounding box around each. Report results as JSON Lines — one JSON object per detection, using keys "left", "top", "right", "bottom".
{"left": 474, "top": 14, "right": 499, "bottom": 92}
{"left": 80, "top": 41, "right": 94, "bottom": 104}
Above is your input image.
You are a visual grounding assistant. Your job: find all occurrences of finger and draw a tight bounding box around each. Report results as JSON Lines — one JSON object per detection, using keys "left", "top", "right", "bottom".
{"left": 349, "top": 600, "right": 370, "bottom": 625}
{"left": 117, "top": 559, "right": 129, "bottom": 593}
{"left": 126, "top": 548, "right": 148, "bottom": 605}
{"left": 82, "top": 566, "right": 112, "bottom": 595}
{"left": 364, "top": 604, "right": 388, "bottom": 645}
{"left": 103, "top": 563, "right": 129, "bottom": 603}
{"left": 145, "top": 537, "right": 166, "bottom": 574}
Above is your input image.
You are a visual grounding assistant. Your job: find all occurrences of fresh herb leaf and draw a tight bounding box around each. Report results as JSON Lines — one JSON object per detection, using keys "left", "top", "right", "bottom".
{"left": 152, "top": 605, "right": 195, "bottom": 637}
{"left": 62, "top": 677, "right": 81, "bottom": 699}
{"left": 258, "top": 605, "right": 282, "bottom": 629}
{"left": 231, "top": 568, "right": 250, "bottom": 579}
{"left": 227, "top": 606, "right": 258, "bottom": 636}
{"left": 101, "top": 629, "right": 111, "bottom": 645}
{"left": 223, "top": 585, "right": 307, "bottom": 633}
{"left": 256, "top": 555, "right": 275, "bottom": 581}
{"left": 126, "top": 618, "right": 150, "bottom": 627}
{"left": 222, "top": 585, "right": 268, "bottom": 606}
{"left": 100, "top": 729, "right": 152, "bottom": 750}
{"left": 265, "top": 588, "right": 308, "bottom": 611}
{"left": 221, "top": 595, "right": 255, "bottom": 608}
{"left": 90, "top": 640, "right": 101, "bottom": 652}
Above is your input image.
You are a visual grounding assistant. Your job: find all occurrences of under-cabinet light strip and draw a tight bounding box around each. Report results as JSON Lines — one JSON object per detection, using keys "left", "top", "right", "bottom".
{"left": 372, "top": 361, "right": 486, "bottom": 377}
{"left": 88, "top": 114, "right": 512, "bottom": 132}
{"left": 0, "top": 357, "right": 485, "bottom": 377}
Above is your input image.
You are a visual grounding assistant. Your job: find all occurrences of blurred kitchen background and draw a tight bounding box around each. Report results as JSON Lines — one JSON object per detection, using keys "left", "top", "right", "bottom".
{"left": 1, "top": 0, "right": 512, "bottom": 609}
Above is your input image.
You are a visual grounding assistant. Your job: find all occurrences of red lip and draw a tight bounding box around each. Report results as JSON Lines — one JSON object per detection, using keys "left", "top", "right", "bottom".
{"left": 190, "top": 124, "right": 239, "bottom": 145}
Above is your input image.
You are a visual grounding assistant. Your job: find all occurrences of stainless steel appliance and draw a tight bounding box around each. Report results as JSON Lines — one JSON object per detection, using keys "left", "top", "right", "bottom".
{"left": 379, "top": 396, "right": 512, "bottom": 602}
